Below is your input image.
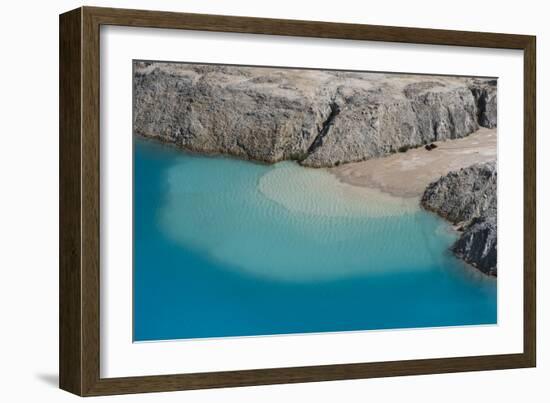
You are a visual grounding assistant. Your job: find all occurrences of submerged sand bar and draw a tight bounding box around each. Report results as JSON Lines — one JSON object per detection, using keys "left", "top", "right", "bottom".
{"left": 330, "top": 128, "right": 496, "bottom": 198}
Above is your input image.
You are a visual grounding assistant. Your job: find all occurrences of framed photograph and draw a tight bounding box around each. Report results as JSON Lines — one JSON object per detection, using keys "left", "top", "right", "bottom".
{"left": 59, "top": 6, "right": 536, "bottom": 396}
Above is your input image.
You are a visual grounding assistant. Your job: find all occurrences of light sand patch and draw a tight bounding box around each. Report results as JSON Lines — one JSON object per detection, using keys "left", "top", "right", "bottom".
{"left": 157, "top": 157, "right": 448, "bottom": 282}
{"left": 259, "top": 162, "right": 418, "bottom": 218}
{"left": 330, "top": 128, "right": 497, "bottom": 198}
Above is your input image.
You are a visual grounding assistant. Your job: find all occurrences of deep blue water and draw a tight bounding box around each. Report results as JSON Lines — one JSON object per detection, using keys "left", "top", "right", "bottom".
{"left": 133, "top": 139, "right": 497, "bottom": 342}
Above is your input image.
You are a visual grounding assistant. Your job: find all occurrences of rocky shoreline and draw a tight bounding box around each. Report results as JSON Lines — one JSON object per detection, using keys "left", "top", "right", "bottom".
{"left": 134, "top": 61, "right": 498, "bottom": 275}
{"left": 421, "top": 162, "right": 497, "bottom": 276}
{"left": 134, "top": 62, "right": 496, "bottom": 168}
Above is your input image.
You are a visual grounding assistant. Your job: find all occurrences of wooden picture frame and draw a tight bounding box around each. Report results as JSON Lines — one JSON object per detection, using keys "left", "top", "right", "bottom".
{"left": 59, "top": 6, "right": 536, "bottom": 396}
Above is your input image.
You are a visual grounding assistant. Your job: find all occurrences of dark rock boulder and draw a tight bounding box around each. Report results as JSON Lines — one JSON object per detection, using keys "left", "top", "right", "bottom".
{"left": 421, "top": 161, "right": 497, "bottom": 225}
{"left": 421, "top": 161, "right": 497, "bottom": 275}
{"left": 452, "top": 216, "right": 497, "bottom": 276}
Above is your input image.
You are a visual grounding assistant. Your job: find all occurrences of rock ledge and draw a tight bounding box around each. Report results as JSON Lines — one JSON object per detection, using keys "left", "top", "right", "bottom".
{"left": 133, "top": 62, "right": 497, "bottom": 168}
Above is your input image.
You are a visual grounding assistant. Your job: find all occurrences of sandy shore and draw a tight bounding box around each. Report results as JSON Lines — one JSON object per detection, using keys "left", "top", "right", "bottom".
{"left": 330, "top": 128, "right": 497, "bottom": 198}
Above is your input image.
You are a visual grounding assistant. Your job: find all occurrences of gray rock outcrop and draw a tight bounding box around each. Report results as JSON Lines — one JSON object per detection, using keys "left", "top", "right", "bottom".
{"left": 470, "top": 79, "right": 498, "bottom": 129}
{"left": 452, "top": 216, "right": 497, "bottom": 276}
{"left": 133, "top": 62, "right": 497, "bottom": 167}
{"left": 421, "top": 162, "right": 497, "bottom": 225}
{"left": 421, "top": 162, "right": 497, "bottom": 275}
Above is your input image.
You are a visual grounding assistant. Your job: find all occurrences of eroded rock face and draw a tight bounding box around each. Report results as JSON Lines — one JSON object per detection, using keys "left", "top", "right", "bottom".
{"left": 133, "top": 62, "right": 497, "bottom": 167}
{"left": 452, "top": 216, "right": 497, "bottom": 276}
{"left": 470, "top": 79, "right": 498, "bottom": 129}
{"left": 421, "top": 162, "right": 497, "bottom": 275}
{"left": 421, "top": 161, "right": 497, "bottom": 225}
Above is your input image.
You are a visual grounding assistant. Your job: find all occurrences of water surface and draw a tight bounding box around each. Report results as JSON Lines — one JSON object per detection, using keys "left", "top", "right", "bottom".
{"left": 134, "top": 139, "right": 497, "bottom": 341}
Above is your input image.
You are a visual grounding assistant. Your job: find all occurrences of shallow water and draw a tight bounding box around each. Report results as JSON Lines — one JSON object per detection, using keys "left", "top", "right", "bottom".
{"left": 134, "top": 139, "right": 497, "bottom": 341}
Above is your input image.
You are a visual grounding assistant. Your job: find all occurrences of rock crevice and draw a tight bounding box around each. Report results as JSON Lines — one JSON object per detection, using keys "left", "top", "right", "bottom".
{"left": 305, "top": 101, "right": 341, "bottom": 157}
{"left": 470, "top": 79, "right": 497, "bottom": 129}
{"left": 133, "top": 62, "right": 497, "bottom": 168}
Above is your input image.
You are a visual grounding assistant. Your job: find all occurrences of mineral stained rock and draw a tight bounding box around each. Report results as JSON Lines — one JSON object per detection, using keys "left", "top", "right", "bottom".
{"left": 421, "top": 162, "right": 497, "bottom": 275}
{"left": 133, "top": 62, "right": 497, "bottom": 167}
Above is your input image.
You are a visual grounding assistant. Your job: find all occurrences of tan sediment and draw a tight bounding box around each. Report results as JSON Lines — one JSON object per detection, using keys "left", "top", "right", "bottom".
{"left": 259, "top": 162, "right": 419, "bottom": 218}
{"left": 329, "top": 128, "right": 497, "bottom": 198}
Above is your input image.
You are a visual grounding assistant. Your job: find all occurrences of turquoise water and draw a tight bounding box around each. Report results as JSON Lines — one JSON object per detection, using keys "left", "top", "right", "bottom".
{"left": 134, "top": 139, "right": 497, "bottom": 341}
